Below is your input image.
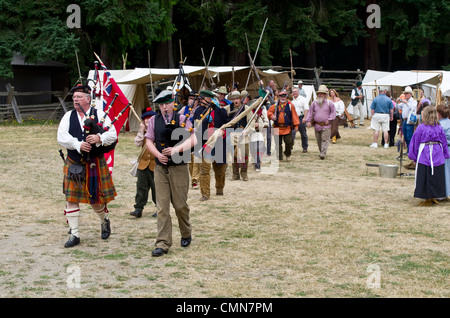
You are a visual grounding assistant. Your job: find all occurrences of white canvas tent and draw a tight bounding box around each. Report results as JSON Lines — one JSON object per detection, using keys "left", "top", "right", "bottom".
{"left": 360, "top": 70, "right": 448, "bottom": 117}
{"left": 88, "top": 66, "right": 291, "bottom": 131}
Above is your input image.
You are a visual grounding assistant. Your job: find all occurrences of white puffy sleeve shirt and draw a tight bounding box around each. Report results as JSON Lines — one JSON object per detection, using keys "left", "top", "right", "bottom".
{"left": 57, "top": 109, "right": 117, "bottom": 154}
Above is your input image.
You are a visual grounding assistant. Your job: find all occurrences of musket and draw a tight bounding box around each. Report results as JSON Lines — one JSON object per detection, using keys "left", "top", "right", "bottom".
{"left": 344, "top": 107, "right": 356, "bottom": 128}
{"left": 202, "top": 96, "right": 265, "bottom": 153}
{"left": 289, "top": 48, "right": 294, "bottom": 89}
{"left": 281, "top": 80, "right": 288, "bottom": 92}
{"left": 200, "top": 47, "right": 215, "bottom": 90}
{"left": 231, "top": 62, "right": 235, "bottom": 91}
{"left": 244, "top": 92, "right": 269, "bottom": 131}
{"left": 244, "top": 18, "right": 268, "bottom": 90}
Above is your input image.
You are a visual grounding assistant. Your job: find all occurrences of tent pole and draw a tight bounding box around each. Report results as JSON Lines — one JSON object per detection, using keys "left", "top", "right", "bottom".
{"left": 148, "top": 50, "right": 155, "bottom": 101}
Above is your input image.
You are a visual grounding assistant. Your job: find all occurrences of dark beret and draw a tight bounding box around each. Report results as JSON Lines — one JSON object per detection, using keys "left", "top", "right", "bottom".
{"left": 70, "top": 84, "right": 91, "bottom": 94}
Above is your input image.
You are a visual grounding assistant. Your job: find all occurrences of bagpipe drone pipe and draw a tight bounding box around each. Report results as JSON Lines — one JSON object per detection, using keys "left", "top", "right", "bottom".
{"left": 82, "top": 92, "right": 131, "bottom": 159}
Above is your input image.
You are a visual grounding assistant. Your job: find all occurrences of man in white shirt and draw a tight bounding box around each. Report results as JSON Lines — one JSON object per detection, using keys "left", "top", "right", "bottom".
{"left": 398, "top": 86, "right": 418, "bottom": 154}
{"left": 297, "top": 80, "right": 307, "bottom": 98}
{"left": 351, "top": 82, "right": 365, "bottom": 126}
{"left": 57, "top": 84, "right": 117, "bottom": 248}
{"left": 291, "top": 87, "right": 309, "bottom": 153}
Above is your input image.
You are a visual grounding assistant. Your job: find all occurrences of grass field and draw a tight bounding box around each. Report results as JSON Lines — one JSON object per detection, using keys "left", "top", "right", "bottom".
{"left": 0, "top": 120, "right": 448, "bottom": 298}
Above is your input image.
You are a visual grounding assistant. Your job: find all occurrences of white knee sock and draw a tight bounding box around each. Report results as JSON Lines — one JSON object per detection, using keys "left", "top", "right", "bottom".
{"left": 65, "top": 208, "right": 80, "bottom": 237}
{"left": 92, "top": 204, "right": 109, "bottom": 222}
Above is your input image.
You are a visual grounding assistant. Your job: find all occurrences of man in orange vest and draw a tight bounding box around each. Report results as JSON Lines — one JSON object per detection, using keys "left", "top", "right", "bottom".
{"left": 267, "top": 89, "right": 300, "bottom": 161}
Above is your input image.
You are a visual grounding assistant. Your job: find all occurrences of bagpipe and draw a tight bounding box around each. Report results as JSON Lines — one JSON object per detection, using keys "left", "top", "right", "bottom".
{"left": 79, "top": 62, "right": 131, "bottom": 161}
{"left": 173, "top": 59, "right": 197, "bottom": 132}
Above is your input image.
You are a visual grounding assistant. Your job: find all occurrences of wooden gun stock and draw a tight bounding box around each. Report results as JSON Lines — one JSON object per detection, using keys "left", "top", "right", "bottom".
{"left": 344, "top": 108, "right": 356, "bottom": 128}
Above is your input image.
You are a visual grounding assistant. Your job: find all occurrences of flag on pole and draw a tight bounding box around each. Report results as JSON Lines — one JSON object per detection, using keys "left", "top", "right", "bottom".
{"left": 95, "top": 54, "right": 131, "bottom": 174}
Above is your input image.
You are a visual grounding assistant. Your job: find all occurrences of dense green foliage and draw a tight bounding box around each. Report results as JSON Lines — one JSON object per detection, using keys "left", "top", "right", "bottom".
{"left": 1, "top": 0, "right": 449, "bottom": 83}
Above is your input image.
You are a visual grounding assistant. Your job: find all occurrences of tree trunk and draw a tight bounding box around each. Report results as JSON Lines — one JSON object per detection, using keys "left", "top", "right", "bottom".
{"left": 228, "top": 47, "right": 246, "bottom": 66}
{"left": 154, "top": 39, "right": 174, "bottom": 68}
{"left": 100, "top": 43, "right": 113, "bottom": 69}
{"left": 364, "top": 0, "right": 381, "bottom": 70}
{"left": 364, "top": 28, "right": 380, "bottom": 70}
{"left": 416, "top": 39, "right": 430, "bottom": 70}
{"left": 387, "top": 37, "right": 392, "bottom": 71}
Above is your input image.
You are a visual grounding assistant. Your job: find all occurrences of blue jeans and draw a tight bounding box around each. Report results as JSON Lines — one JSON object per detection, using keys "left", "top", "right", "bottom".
{"left": 292, "top": 115, "right": 308, "bottom": 150}
{"left": 402, "top": 120, "right": 414, "bottom": 153}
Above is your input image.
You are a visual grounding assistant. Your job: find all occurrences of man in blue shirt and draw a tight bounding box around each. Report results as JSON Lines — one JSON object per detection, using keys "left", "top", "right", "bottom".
{"left": 370, "top": 88, "right": 394, "bottom": 148}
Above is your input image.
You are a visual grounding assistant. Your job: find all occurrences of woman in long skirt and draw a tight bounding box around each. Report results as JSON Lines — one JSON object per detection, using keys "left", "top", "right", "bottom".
{"left": 408, "top": 106, "right": 450, "bottom": 206}
{"left": 437, "top": 104, "right": 450, "bottom": 199}
{"left": 329, "top": 89, "right": 346, "bottom": 144}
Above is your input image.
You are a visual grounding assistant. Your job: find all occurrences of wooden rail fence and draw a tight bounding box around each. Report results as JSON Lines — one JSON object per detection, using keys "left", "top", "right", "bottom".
{"left": 0, "top": 84, "right": 71, "bottom": 122}
{"left": 259, "top": 66, "right": 365, "bottom": 92}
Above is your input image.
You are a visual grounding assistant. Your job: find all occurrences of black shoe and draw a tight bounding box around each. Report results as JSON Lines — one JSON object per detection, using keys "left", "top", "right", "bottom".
{"left": 152, "top": 212, "right": 157, "bottom": 217}
{"left": 130, "top": 210, "right": 142, "bottom": 218}
{"left": 152, "top": 248, "right": 168, "bottom": 257}
{"left": 64, "top": 235, "right": 80, "bottom": 248}
{"left": 181, "top": 235, "right": 192, "bottom": 247}
{"left": 101, "top": 218, "right": 111, "bottom": 240}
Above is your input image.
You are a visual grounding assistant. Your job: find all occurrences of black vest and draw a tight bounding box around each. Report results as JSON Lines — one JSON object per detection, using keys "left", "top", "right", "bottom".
{"left": 275, "top": 101, "right": 293, "bottom": 127}
{"left": 68, "top": 109, "right": 99, "bottom": 163}
{"left": 154, "top": 112, "right": 186, "bottom": 166}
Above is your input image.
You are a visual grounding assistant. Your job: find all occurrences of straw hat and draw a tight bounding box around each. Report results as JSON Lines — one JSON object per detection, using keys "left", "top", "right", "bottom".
{"left": 217, "top": 86, "right": 228, "bottom": 95}
{"left": 317, "top": 85, "right": 329, "bottom": 95}
{"left": 228, "top": 90, "right": 244, "bottom": 100}
{"left": 403, "top": 86, "right": 414, "bottom": 94}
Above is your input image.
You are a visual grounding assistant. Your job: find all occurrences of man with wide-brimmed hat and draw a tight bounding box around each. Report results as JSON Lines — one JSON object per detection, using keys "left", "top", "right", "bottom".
{"left": 305, "top": 85, "right": 336, "bottom": 160}
{"left": 267, "top": 89, "right": 300, "bottom": 161}
{"left": 193, "top": 90, "right": 230, "bottom": 200}
{"left": 57, "top": 83, "right": 117, "bottom": 248}
{"left": 398, "top": 86, "right": 418, "bottom": 154}
{"left": 130, "top": 106, "right": 157, "bottom": 219}
{"left": 351, "top": 81, "right": 365, "bottom": 126}
{"left": 216, "top": 85, "right": 231, "bottom": 108}
{"left": 225, "top": 90, "right": 255, "bottom": 180}
{"left": 294, "top": 80, "right": 307, "bottom": 98}
{"left": 144, "top": 90, "right": 198, "bottom": 257}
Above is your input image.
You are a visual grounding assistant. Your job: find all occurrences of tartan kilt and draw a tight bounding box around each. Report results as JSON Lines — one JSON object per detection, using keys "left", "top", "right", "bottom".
{"left": 63, "top": 156, "right": 117, "bottom": 204}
